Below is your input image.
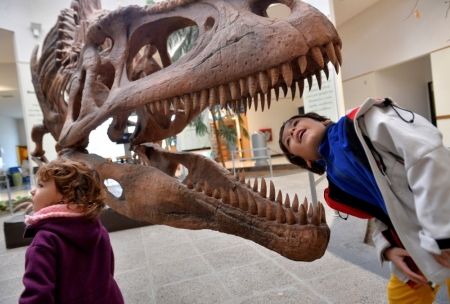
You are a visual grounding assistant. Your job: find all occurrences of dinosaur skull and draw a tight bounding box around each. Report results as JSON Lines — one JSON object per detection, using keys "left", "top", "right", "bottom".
{"left": 31, "top": 0, "right": 342, "bottom": 262}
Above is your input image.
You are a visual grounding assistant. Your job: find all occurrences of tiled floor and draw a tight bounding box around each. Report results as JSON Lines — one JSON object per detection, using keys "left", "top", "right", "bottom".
{"left": 1, "top": 170, "right": 448, "bottom": 303}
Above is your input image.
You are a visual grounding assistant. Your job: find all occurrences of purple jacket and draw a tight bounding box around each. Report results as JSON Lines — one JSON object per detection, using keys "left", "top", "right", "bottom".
{"left": 20, "top": 217, "right": 124, "bottom": 304}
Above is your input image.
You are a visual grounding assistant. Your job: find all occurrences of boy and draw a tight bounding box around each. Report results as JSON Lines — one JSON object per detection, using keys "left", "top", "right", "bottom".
{"left": 279, "top": 97, "right": 450, "bottom": 303}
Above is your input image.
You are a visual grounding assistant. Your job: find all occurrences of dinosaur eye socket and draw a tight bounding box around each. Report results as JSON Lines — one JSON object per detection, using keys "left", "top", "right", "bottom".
{"left": 266, "top": 3, "right": 291, "bottom": 20}
{"left": 251, "top": 1, "right": 291, "bottom": 20}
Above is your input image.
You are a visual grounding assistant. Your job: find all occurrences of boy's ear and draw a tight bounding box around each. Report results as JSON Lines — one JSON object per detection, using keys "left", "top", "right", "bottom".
{"left": 323, "top": 120, "right": 331, "bottom": 126}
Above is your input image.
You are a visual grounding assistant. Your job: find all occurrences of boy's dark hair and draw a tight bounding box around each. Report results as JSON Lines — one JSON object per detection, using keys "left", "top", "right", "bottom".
{"left": 36, "top": 159, "right": 106, "bottom": 219}
{"left": 278, "top": 113, "right": 329, "bottom": 175}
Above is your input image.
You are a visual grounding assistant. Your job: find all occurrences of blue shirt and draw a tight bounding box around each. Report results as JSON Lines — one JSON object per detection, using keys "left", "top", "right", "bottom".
{"left": 318, "top": 117, "right": 388, "bottom": 214}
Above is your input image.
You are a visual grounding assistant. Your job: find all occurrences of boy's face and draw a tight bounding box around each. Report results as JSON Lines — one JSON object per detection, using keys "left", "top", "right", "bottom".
{"left": 281, "top": 117, "right": 330, "bottom": 167}
{"left": 30, "top": 177, "right": 63, "bottom": 212}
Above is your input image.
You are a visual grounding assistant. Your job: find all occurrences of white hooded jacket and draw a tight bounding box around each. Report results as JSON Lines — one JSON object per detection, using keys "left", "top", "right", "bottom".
{"left": 352, "top": 97, "right": 450, "bottom": 287}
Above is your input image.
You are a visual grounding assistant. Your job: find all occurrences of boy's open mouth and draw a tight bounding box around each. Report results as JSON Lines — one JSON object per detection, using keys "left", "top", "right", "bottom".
{"left": 298, "top": 129, "right": 306, "bottom": 143}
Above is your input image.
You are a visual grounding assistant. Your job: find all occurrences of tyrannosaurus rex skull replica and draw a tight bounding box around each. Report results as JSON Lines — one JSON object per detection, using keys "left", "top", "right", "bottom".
{"left": 30, "top": 0, "right": 342, "bottom": 261}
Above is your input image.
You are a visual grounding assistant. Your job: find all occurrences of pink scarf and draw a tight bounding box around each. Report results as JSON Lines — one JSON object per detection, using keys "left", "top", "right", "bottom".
{"left": 25, "top": 204, "right": 82, "bottom": 225}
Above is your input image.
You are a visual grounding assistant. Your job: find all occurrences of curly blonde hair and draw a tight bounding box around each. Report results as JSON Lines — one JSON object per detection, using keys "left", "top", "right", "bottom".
{"left": 36, "top": 159, "right": 106, "bottom": 219}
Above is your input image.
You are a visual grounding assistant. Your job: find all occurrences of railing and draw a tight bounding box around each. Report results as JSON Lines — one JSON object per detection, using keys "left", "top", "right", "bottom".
{"left": 0, "top": 175, "right": 13, "bottom": 214}
{"left": 230, "top": 147, "right": 273, "bottom": 177}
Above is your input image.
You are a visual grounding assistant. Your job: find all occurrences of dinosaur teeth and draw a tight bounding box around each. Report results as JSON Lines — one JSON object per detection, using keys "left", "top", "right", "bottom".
{"left": 239, "top": 171, "right": 246, "bottom": 184}
{"left": 254, "top": 93, "right": 259, "bottom": 111}
{"left": 311, "top": 204, "right": 321, "bottom": 226}
{"left": 173, "top": 96, "right": 181, "bottom": 113}
{"left": 192, "top": 91, "right": 200, "bottom": 109}
{"left": 247, "top": 95, "right": 253, "bottom": 109}
{"left": 187, "top": 179, "right": 194, "bottom": 189}
{"left": 258, "top": 71, "right": 269, "bottom": 94}
{"left": 307, "top": 202, "right": 314, "bottom": 218}
{"left": 334, "top": 62, "right": 340, "bottom": 74}
{"left": 302, "top": 197, "right": 308, "bottom": 212}
{"left": 260, "top": 178, "right": 267, "bottom": 198}
{"left": 209, "top": 86, "right": 218, "bottom": 109}
{"left": 277, "top": 202, "right": 287, "bottom": 223}
{"left": 149, "top": 102, "right": 156, "bottom": 113}
{"left": 259, "top": 92, "right": 265, "bottom": 112}
{"left": 248, "top": 194, "right": 257, "bottom": 215}
{"left": 266, "top": 202, "right": 276, "bottom": 221}
{"left": 311, "top": 46, "right": 324, "bottom": 68}
{"left": 273, "top": 85, "right": 280, "bottom": 101}
{"left": 229, "top": 81, "right": 240, "bottom": 100}
{"left": 314, "top": 70, "right": 322, "bottom": 90}
{"left": 247, "top": 75, "right": 257, "bottom": 98}
{"left": 237, "top": 189, "right": 248, "bottom": 211}
{"left": 292, "top": 194, "right": 299, "bottom": 212}
{"left": 306, "top": 74, "right": 313, "bottom": 91}
{"left": 298, "top": 78, "right": 305, "bottom": 98}
{"left": 335, "top": 44, "right": 342, "bottom": 66}
{"left": 290, "top": 82, "right": 296, "bottom": 101}
{"left": 221, "top": 187, "right": 230, "bottom": 204}
{"left": 298, "top": 56, "right": 307, "bottom": 74}
{"left": 219, "top": 84, "right": 229, "bottom": 109}
{"left": 155, "top": 100, "right": 162, "bottom": 112}
{"left": 204, "top": 181, "right": 212, "bottom": 197}
{"left": 200, "top": 89, "right": 209, "bottom": 110}
{"left": 276, "top": 190, "right": 282, "bottom": 204}
{"left": 268, "top": 67, "right": 279, "bottom": 87}
{"left": 239, "top": 78, "right": 248, "bottom": 97}
{"left": 299, "top": 204, "right": 307, "bottom": 225}
{"left": 280, "top": 83, "right": 288, "bottom": 98}
{"left": 235, "top": 171, "right": 240, "bottom": 181}
{"left": 323, "top": 64, "right": 329, "bottom": 80}
{"left": 284, "top": 193, "right": 291, "bottom": 208}
{"left": 280, "top": 62, "right": 293, "bottom": 87}
{"left": 257, "top": 201, "right": 265, "bottom": 217}
{"left": 325, "top": 42, "right": 337, "bottom": 65}
{"left": 230, "top": 190, "right": 239, "bottom": 207}
{"left": 164, "top": 98, "right": 170, "bottom": 115}
{"left": 247, "top": 179, "right": 251, "bottom": 188}
{"left": 252, "top": 177, "right": 258, "bottom": 192}
{"left": 213, "top": 188, "right": 220, "bottom": 199}
{"left": 195, "top": 183, "right": 202, "bottom": 192}
{"left": 267, "top": 89, "right": 271, "bottom": 110}
{"left": 269, "top": 180, "right": 276, "bottom": 201}
{"left": 286, "top": 208, "right": 296, "bottom": 225}
{"left": 182, "top": 94, "right": 191, "bottom": 119}
{"left": 319, "top": 202, "right": 326, "bottom": 223}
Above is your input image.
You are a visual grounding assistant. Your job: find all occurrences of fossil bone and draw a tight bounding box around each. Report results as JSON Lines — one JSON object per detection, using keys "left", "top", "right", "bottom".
{"left": 29, "top": 0, "right": 342, "bottom": 262}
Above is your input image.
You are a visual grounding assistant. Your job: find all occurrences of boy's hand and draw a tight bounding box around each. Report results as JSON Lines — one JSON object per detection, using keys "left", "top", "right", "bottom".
{"left": 431, "top": 250, "right": 450, "bottom": 268}
{"left": 384, "top": 247, "right": 428, "bottom": 285}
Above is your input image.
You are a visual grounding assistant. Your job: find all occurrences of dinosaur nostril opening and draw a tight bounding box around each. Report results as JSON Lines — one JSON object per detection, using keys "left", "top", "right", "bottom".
{"left": 205, "top": 17, "right": 215, "bottom": 31}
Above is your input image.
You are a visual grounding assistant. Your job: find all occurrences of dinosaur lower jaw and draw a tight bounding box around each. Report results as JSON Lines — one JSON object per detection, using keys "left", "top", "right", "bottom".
{"left": 61, "top": 146, "right": 330, "bottom": 262}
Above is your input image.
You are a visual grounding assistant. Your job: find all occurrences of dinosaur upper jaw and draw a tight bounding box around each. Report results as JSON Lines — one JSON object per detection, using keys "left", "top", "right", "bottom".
{"left": 61, "top": 145, "right": 330, "bottom": 262}
{"left": 59, "top": 0, "right": 341, "bottom": 147}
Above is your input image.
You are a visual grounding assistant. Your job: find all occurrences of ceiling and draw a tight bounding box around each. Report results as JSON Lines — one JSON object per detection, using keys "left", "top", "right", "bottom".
{"left": 0, "top": 0, "right": 381, "bottom": 120}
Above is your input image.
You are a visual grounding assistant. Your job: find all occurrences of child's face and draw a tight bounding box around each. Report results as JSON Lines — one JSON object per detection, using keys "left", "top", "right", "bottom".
{"left": 30, "top": 177, "right": 63, "bottom": 212}
{"left": 281, "top": 117, "right": 330, "bottom": 167}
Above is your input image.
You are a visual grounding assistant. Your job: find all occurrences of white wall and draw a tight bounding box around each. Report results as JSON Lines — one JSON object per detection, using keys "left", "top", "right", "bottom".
{"left": 431, "top": 47, "right": 450, "bottom": 146}
{"left": 373, "top": 55, "right": 432, "bottom": 120}
{"left": 0, "top": 115, "right": 20, "bottom": 169}
{"left": 338, "top": 0, "right": 450, "bottom": 81}
{"left": 16, "top": 119, "right": 27, "bottom": 145}
{"left": 343, "top": 56, "right": 432, "bottom": 119}
{"left": 342, "top": 73, "right": 376, "bottom": 111}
